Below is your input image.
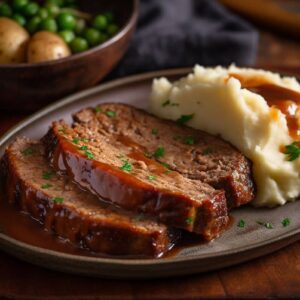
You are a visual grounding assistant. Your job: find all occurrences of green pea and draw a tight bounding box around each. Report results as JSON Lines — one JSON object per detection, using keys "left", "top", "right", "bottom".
{"left": 59, "top": 30, "right": 75, "bottom": 44}
{"left": 0, "top": 3, "right": 12, "bottom": 17}
{"left": 107, "top": 24, "right": 119, "bottom": 36}
{"left": 39, "top": 17, "right": 58, "bottom": 32}
{"left": 104, "top": 12, "right": 114, "bottom": 23}
{"left": 84, "top": 28, "right": 101, "bottom": 47}
{"left": 12, "top": 0, "right": 28, "bottom": 11}
{"left": 44, "top": 3, "right": 60, "bottom": 16}
{"left": 37, "top": 8, "right": 49, "bottom": 19}
{"left": 26, "top": 16, "right": 41, "bottom": 34}
{"left": 70, "top": 37, "right": 89, "bottom": 53}
{"left": 12, "top": 14, "right": 27, "bottom": 26}
{"left": 92, "top": 15, "right": 108, "bottom": 31}
{"left": 74, "top": 18, "right": 86, "bottom": 35}
{"left": 57, "top": 12, "right": 76, "bottom": 30}
{"left": 23, "top": 2, "right": 40, "bottom": 17}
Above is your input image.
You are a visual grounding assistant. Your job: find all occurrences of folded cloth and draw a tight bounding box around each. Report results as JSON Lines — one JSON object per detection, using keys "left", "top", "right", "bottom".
{"left": 110, "top": 0, "right": 258, "bottom": 78}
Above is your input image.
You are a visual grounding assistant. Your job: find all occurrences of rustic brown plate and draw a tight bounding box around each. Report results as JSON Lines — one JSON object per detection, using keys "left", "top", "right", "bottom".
{"left": 0, "top": 68, "right": 300, "bottom": 279}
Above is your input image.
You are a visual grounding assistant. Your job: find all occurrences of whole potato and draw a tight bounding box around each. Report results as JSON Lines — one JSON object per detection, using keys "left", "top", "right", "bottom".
{"left": 27, "top": 31, "right": 71, "bottom": 64}
{"left": 0, "top": 17, "right": 30, "bottom": 64}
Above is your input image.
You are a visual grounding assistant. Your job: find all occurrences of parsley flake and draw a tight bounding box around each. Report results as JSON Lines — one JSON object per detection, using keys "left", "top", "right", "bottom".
{"left": 148, "top": 175, "right": 156, "bottom": 181}
{"left": 52, "top": 197, "right": 64, "bottom": 204}
{"left": 282, "top": 218, "right": 290, "bottom": 227}
{"left": 120, "top": 160, "right": 132, "bottom": 172}
{"left": 257, "top": 220, "right": 273, "bottom": 229}
{"left": 106, "top": 110, "right": 116, "bottom": 118}
{"left": 184, "top": 137, "right": 195, "bottom": 145}
{"left": 160, "top": 162, "right": 171, "bottom": 169}
{"left": 81, "top": 138, "right": 90, "bottom": 142}
{"left": 72, "top": 137, "right": 80, "bottom": 145}
{"left": 85, "top": 151, "right": 94, "bottom": 160}
{"left": 177, "top": 114, "right": 194, "bottom": 125}
{"left": 41, "top": 183, "right": 52, "bottom": 189}
{"left": 186, "top": 217, "right": 193, "bottom": 225}
{"left": 237, "top": 219, "right": 246, "bottom": 228}
{"left": 21, "top": 147, "right": 34, "bottom": 156}
{"left": 203, "top": 147, "right": 212, "bottom": 155}
{"left": 80, "top": 145, "right": 88, "bottom": 151}
{"left": 152, "top": 128, "right": 158, "bottom": 135}
{"left": 162, "top": 100, "right": 170, "bottom": 107}
{"left": 284, "top": 142, "right": 300, "bottom": 161}
{"left": 154, "top": 147, "right": 165, "bottom": 158}
{"left": 95, "top": 106, "right": 102, "bottom": 113}
{"left": 42, "top": 171, "right": 55, "bottom": 180}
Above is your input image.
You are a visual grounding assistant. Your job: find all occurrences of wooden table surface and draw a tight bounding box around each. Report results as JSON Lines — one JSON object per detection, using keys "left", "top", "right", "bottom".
{"left": 1, "top": 8, "right": 300, "bottom": 300}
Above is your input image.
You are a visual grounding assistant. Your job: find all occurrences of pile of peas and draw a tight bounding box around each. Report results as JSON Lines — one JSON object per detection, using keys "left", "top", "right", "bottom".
{"left": 0, "top": 0, "right": 119, "bottom": 53}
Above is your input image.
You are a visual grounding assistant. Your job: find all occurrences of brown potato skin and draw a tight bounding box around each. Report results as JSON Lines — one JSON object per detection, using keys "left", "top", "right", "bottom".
{"left": 0, "top": 17, "right": 30, "bottom": 64}
{"left": 27, "top": 31, "right": 71, "bottom": 64}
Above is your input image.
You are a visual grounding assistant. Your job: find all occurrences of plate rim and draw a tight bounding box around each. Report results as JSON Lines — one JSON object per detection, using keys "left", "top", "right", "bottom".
{"left": 1, "top": 67, "right": 300, "bottom": 268}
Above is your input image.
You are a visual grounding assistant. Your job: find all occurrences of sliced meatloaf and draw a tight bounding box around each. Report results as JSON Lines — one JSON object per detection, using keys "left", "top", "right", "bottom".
{"left": 73, "top": 103, "right": 255, "bottom": 208}
{"left": 43, "top": 122, "right": 229, "bottom": 240}
{"left": 0, "top": 138, "right": 178, "bottom": 257}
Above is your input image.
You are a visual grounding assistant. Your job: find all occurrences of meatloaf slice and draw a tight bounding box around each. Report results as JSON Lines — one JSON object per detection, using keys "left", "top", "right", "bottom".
{"left": 73, "top": 103, "right": 255, "bottom": 208}
{"left": 43, "top": 121, "right": 229, "bottom": 240}
{"left": 0, "top": 138, "right": 178, "bottom": 257}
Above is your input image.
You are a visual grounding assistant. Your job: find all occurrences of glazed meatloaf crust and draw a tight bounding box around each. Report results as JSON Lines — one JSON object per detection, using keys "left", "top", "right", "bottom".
{"left": 43, "top": 124, "right": 229, "bottom": 240}
{"left": 0, "top": 138, "right": 178, "bottom": 257}
{"left": 73, "top": 103, "right": 255, "bottom": 208}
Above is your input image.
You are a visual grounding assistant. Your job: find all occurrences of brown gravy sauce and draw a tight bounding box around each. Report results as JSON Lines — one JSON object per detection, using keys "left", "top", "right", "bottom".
{"left": 229, "top": 73, "right": 300, "bottom": 139}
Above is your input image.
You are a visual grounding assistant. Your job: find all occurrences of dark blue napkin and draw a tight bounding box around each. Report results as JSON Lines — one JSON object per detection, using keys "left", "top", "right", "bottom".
{"left": 110, "top": 0, "right": 258, "bottom": 78}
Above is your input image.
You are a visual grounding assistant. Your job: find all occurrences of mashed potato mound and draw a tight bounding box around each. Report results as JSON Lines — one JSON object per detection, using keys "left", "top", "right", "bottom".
{"left": 150, "top": 65, "right": 300, "bottom": 207}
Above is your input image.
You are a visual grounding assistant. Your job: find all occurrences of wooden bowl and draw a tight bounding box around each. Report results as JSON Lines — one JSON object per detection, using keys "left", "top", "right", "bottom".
{"left": 0, "top": 0, "right": 138, "bottom": 112}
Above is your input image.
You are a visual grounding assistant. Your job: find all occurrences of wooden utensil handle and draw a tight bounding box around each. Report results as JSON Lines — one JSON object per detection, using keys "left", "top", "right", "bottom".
{"left": 219, "top": 0, "right": 300, "bottom": 38}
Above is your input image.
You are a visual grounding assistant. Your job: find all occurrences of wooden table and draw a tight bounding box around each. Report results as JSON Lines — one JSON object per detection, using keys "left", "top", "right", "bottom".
{"left": 1, "top": 17, "right": 300, "bottom": 300}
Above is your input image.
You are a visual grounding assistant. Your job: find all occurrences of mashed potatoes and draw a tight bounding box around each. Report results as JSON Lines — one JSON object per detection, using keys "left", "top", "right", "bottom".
{"left": 150, "top": 65, "right": 300, "bottom": 207}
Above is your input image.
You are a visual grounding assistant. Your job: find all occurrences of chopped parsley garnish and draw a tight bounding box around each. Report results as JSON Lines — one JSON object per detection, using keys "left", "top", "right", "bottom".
{"left": 160, "top": 162, "right": 171, "bottom": 169}
{"left": 85, "top": 151, "right": 94, "bottom": 160}
{"left": 72, "top": 137, "right": 80, "bottom": 145}
{"left": 148, "top": 175, "right": 156, "bottom": 181}
{"left": 42, "top": 171, "right": 55, "bottom": 180}
{"left": 257, "top": 220, "right": 273, "bottom": 229}
{"left": 21, "top": 147, "right": 34, "bottom": 156}
{"left": 41, "top": 183, "right": 52, "bottom": 189}
{"left": 177, "top": 114, "right": 194, "bottom": 125}
{"left": 153, "top": 147, "right": 165, "bottom": 158}
{"left": 58, "top": 128, "right": 66, "bottom": 134}
{"left": 162, "top": 100, "right": 170, "bottom": 107}
{"left": 284, "top": 142, "right": 300, "bottom": 161}
{"left": 282, "top": 218, "right": 290, "bottom": 227}
{"left": 95, "top": 106, "right": 102, "bottom": 113}
{"left": 184, "top": 137, "right": 195, "bottom": 145}
{"left": 237, "top": 219, "right": 246, "bottom": 228}
{"left": 120, "top": 160, "right": 132, "bottom": 172}
{"left": 81, "top": 138, "right": 90, "bottom": 142}
{"left": 186, "top": 217, "right": 193, "bottom": 225}
{"left": 80, "top": 145, "right": 88, "bottom": 151}
{"left": 203, "top": 147, "right": 213, "bottom": 155}
{"left": 106, "top": 110, "right": 116, "bottom": 118}
{"left": 152, "top": 128, "right": 158, "bottom": 135}
{"left": 52, "top": 197, "right": 64, "bottom": 204}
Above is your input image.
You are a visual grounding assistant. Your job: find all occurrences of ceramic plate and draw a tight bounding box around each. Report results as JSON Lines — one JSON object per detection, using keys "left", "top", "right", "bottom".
{"left": 0, "top": 68, "right": 300, "bottom": 279}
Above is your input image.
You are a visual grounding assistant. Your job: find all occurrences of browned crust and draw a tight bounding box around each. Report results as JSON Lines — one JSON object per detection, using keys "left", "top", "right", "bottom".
{"left": 74, "top": 103, "right": 255, "bottom": 208}
{"left": 0, "top": 143, "right": 177, "bottom": 258}
{"left": 43, "top": 124, "right": 229, "bottom": 240}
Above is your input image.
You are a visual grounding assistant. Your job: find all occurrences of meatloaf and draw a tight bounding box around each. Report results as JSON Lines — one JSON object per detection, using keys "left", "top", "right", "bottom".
{"left": 43, "top": 121, "right": 229, "bottom": 240}
{"left": 0, "top": 138, "right": 178, "bottom": 257}
{"left": 73, "top": 103, "right": 255, "bottom": 208}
